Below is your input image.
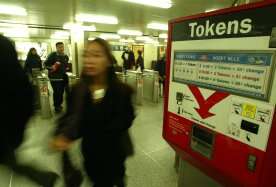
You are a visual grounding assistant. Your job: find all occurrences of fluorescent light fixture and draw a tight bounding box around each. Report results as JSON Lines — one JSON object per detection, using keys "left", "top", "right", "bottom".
{"left": 159, "top": 33, "right": 168, "bottom": 39}
{"left": 205, "top": 8, "right": 218, "bottom": 13}
{"left": 136, "top": 36, "right": 152, "bottom": 41}
{"left": 3, "top": 28, "right": 29, "bottom": 38}
{"left": 63, "top": 23, "right": 79, "bottom": 30}
{"left": 119, "top": 38, "right": 135, "bottom": 43}
{"left": 75, "top": 13, "right": 118, "bottom": 24}
{"left": 51, "top": 35, "right": 69, "bottom": 40}
{"left": 147, "top": 22, "right": 168, "bottom": 31}
{"left": 63, "top": 22, "right": 96, "bottom": 31}
{"left": 55, "top": 31, "right": 70, "bottom": 36}
{"left": 136, "top": 36, "right": 159, "bottom": 44}
{"left": 0, "top": 4, "right": 27, "bottom": 16}
{"left": 81, "top": 25, "right": 96, "bottom": 31}
{"left": 122, "top": 0, "right": 172, "bottom": 9}
{"left": 99, "top": 33, "right": 121, "bottom": 40}
{"left": 118, "top": 29, "right": 142, "bottom": 36}
{"left": 88, "top": 37, "right": 96, "bottom": 41}
{"left": 0, "top": 23, "right": 28, "bottom": 29}
{"left": 51, "top": 31, "right": 70, "bottom": 39}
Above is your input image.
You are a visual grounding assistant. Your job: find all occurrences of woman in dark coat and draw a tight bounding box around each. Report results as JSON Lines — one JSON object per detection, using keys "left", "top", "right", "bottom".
{"left": 0, "top": 35, "right": 57, "bottom": 187}
{"left": 52, "top": 38, "right": 135, "bottom": 187}
{"left": 24, "top": 47, "right": 42, "bottom": 75}
{"left": 135, "top": 50, "right": 144, "bottom": 71}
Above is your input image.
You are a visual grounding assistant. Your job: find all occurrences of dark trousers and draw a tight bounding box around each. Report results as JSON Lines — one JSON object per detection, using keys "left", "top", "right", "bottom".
{"left": 50, "top": 81, "right": 66, "bottom": 109}
{"left": 0, "top": 151, "right": 57, "bottom": 186}
{"left": 84, "top": 158, "right": 126, "bottom": 187}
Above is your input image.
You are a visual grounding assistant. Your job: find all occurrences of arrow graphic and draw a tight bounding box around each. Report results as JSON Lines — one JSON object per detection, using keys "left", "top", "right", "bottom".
{"left": 188, "top": 85, "right": 230, "bottom": 119}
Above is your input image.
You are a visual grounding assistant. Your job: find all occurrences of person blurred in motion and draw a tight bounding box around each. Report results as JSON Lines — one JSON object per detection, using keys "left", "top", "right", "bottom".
{"left": 44, "top": 42, "right": 69, "bottom": 113}
{"left": 24, "top": 47, "right": 42, "bottom": 76}
{"left": 51, "top": 38, "right": 135, "bottom": 187}
{"left": 121, "top": 48, "right": 129, "bottom": 71}
{"left": 135, "top": 50, "right": 144, "bottom": 72}
{"left": 0, "top": 35, "right": 58, "bottom": 187}
{"left": 128, "top": 50, "right": 135, "bottom": 70}
{"left": 155, "top": 55, "right": 166, "bottom": 96}
{"left": 24, "top": 48, "right": 43, "bottom": 109}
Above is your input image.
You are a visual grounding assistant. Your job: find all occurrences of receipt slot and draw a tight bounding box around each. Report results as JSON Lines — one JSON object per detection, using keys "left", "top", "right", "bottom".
{"left": 163, "top": 1, "right": 276, "bottom": 187}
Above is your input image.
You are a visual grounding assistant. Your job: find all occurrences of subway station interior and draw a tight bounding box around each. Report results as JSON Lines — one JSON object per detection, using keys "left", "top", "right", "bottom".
{"left": 1, "top": 0, "right": 276, "bottom": 186}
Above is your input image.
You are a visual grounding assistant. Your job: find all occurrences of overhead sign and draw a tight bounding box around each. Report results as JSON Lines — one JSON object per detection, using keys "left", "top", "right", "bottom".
{"left": 173, "top": 51, "right": 274, "bottom": 100}
{"left": 172, "top": 5, "right": 276, "bottom": 41}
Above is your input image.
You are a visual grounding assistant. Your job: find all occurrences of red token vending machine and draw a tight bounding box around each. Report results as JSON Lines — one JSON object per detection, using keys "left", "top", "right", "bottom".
{"left": 163, "top": 1, "right": 276, "bottom": 187}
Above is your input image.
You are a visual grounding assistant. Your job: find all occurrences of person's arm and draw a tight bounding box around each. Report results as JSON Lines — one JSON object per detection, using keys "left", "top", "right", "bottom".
{"left": 50, "top": 85, "right": 81, "bottom": 151}
{"left": 65, "top": 55, "right": 70, "bottom": 71}
{"left": 24, "top": 58, "right": 30, "bottom": 73}
{"left": 141, "top": 57, "right": 144, "bottom": 70}
{"left": 105, "top": 86, "right": 135, "bottom": 133}
{"left": 44, "top": 52, "right": 55, "bottom": 70}
{"left": 39, "top": 57, "right": 43, "bottom": 70}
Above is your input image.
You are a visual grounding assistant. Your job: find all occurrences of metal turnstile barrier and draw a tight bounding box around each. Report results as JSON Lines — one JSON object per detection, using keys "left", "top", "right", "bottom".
{"left": 37, "top": 75, "right": 52, "bottom": 119}
{"left": 116, "top": 72, "right": 127, "bottom": 83}
{"left": 31, "top": 68, "right": 42, "bottom": 109}
{"left": 126, "top": 70, "right": 143, "bottom": 105}
{"left": 142, "top": 70, "right": 159, "bottom": 103}
{"left": 67, "top": 72, "right": 79, "bottom": 87}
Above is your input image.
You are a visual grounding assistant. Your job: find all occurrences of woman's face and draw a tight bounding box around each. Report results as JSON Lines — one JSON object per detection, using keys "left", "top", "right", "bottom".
{"left": 83, "top": 42, "right": 110, "bottom": 77}
{"left": 31, "top": 49, "right": 37, "bottom": 55}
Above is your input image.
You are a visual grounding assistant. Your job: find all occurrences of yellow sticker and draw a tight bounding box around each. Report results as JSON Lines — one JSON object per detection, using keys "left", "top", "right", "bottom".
{"left": 242, "top": 103, "right": 257, "bottom": 119}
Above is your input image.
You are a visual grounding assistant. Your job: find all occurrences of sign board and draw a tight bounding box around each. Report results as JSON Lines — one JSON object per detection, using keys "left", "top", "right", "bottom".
{"left": 172, "top": 51, "right": 274, "bottom": 100}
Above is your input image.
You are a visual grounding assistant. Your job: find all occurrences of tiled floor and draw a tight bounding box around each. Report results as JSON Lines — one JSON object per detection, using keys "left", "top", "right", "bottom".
{"left": 0, "top": 99, "right": 178, "bottom": 187}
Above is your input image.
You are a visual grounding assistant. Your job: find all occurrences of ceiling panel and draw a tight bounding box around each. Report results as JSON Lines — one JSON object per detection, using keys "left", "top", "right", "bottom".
{"left": 0, "top": 0, "right": 235, "bottom": 35}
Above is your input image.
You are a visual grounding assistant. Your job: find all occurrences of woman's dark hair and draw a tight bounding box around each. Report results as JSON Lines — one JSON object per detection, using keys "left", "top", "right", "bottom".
{"left": 82, "top": 37, "right": 119, "bottom": 85}
{"left": 26, "top": 48, "right": 37, "bottom": 59}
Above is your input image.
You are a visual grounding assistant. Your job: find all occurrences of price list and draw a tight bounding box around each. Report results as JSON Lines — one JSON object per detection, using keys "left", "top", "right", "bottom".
{"left": 173, "top": 52, "right": 273, "bottom": 100}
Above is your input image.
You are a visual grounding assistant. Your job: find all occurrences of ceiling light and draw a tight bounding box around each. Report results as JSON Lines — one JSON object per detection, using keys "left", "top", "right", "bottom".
{"left": 55, "top": 31, "right": 70, "bottom": 36}
{"left": 88, "top": 37, "right": 96, "bottom": 41}
{"left": 136, "top": 36, "right": 152, "bottom": 41}
{"left": 51, "top": 31, "right": 70, "bottom": 39}
{"left": 75, "top": 14, "right": 118, "bottom": 24}
{"left": 3, "top": 28, "right": 29, "bottom": 38}
{"left": 99, "top": 33, "right": 121, "bottom": 40}
{"left": 205, "top": 8, "right": 218, "bottom": 13}
{"left": 121, "top": 0, "right": 172, "bottom": 9}
{"left": 147, "top": 22, "right": 168, "bottom": 31}
{"left": 51, "top": 35, "right": 69, "bottom": 40}
{"left": 63, "top": 23, "right": 96, "bottom": 31}
{"left": 0, "top": 23, "right": 28, "bottom": 29}
{"left": 159, "top": 33, "right": 168, "bottom": 39}
{"left": 136, "top": 36, "right": 159, "bottom": 44}
{"left": 119, "top": 38, "right": 135, "bottom": 43}
{"left": 0, "top": 4, "right": 27, "bottom": 16}
{"left": 118, "top": 29, "right": 142, "bottom": 36}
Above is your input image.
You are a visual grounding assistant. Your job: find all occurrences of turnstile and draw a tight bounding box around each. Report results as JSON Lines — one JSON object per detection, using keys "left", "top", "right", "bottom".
{"left": 37, "top": 75, "right": 52, "bottom": 119}
{"left": 126, "top": 70, "right": 143, "bottom": 105}
{"left": 143, "top": 70, "right": 159, "bottom": 103}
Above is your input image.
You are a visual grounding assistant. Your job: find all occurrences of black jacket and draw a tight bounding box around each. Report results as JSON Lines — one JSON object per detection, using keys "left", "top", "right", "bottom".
{"left": 44, "top": 52, "right": 69, "bottom": 79}
{"left": 24, "top": 55, "right": 42, "bottom": 74}
{"left": 57, "top": 80, "right": 135, "bottom": 160}
{"left": 0, "top": 36, "right": 34, "bottom": 159}
{"left": 136, "top": 55, "right": 144, "bottom": 71}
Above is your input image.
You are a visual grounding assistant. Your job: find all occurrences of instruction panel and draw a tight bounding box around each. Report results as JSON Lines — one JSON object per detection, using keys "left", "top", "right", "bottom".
{"left": 173, "top": 51, "right": 274, "bottom": 100}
